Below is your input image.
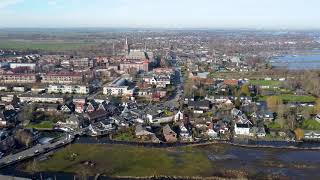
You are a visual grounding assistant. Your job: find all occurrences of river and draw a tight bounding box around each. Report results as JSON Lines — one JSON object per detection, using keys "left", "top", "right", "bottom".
{"left": 270, "top": 49, "right": 320, "bottom": 70}
{"left": 0, "top": 136, "right": 320, "bottom": 179}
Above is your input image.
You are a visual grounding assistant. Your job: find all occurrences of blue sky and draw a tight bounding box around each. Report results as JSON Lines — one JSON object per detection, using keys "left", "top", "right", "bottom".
{"left": 0, "top": 0, "right": 319, "bottom": 29}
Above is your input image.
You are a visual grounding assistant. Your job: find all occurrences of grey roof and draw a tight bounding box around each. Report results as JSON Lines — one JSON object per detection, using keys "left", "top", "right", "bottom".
{"left": 188, "top": 100, "right": 210, "bottom": 108}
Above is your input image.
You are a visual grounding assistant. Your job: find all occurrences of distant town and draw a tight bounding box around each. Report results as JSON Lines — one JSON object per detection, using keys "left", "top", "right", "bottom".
{"left": 0, "top": 29, "right": 320, "bottom": 179}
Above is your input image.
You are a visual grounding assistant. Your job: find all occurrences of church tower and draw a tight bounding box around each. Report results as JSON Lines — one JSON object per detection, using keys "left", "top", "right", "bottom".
{"left": 124, "top": 37, "right": 130, "bottom": 55}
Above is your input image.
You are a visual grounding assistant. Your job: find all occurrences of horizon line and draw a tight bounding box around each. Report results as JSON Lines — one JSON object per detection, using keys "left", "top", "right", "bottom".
{"left": 1, "top": 26, "right": 320, "bottom": 32}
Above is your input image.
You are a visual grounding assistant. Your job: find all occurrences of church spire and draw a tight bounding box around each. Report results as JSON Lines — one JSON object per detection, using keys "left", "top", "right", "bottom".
{"left": 124, "top": 37, "right": 129, "bottom": 55}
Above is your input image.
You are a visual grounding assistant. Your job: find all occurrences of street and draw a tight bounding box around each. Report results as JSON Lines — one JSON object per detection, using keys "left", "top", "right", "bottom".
{"left": 0, "top": 134, "right": 74, "bottom": 167}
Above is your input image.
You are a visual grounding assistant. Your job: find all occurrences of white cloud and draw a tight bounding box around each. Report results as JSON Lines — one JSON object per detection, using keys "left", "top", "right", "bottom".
{"left": 0, "top": 0, "right": 23, "bottom": 9}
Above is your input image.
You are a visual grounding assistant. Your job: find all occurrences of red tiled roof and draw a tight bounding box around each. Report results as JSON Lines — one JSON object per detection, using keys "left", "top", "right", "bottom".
{"left": 45, "top": 72, "right": 82, "bottom": 77}
{"left": 224, "top": 79, "right": 238, "bottom": 85}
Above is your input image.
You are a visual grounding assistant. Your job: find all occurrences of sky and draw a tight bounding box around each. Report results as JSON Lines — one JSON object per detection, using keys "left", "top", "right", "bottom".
{"left": 0, "top": 0, "right": 319, "bottom": 29}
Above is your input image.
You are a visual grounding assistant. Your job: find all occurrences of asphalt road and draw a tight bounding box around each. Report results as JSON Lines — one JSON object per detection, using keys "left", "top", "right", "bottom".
{"left": 0, "top": 134, "right": 74, "bottom": 167}
{"left": 163, "top": 66, "right": 184, "bottom": 109}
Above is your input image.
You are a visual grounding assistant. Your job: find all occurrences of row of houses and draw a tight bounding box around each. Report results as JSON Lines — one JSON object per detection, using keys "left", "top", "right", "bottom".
{"left": 48, "top": 85, "right": 90, "bottom": 94}
{"left": 0, "top": 72, "right": 83, "bottom": 84}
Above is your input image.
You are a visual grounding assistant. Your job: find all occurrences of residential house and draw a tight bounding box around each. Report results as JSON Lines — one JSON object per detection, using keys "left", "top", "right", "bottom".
{"left": 85, "top": 101, "right": 99, "bottom": 113}
{"left": 111, "top": 116, "right": 130, "bottom": 128}
{"left": 143, "top": 75, "right": 171, "bottom": 88}
{"left": 120, "top": 60, "right": 149, "bottom": 72}
{"left": 103, "top": 77, "right": 134, "bottom": 97}
{"left": 231, "top": 108, "right": 242, "bottom": 117}
{"left": 174, "top": 111, "right": 184, "bottom": 122}
{"left": 224, "top": 79, "right": 239, "bottom": 86}
{"left": 0, "top": 73, "right": 36, "bottom": 84}
{"left": 36, "top": 104, "right": 58, "bottom": 112}
{"left": 59, "top": 102, "right": 75, "bottom": 113}
{"left": 41, "top": 73, "right": 82, "bottom": 84}
{"left": 163, "top": 124, "right": 177, "bottom": 143}
{"left": 188, "top": 100, "right": 210, "bottom": 113}
{"left": 179, "top": 122, "right": 192, "bottom": 142}
{"left": 135, "top": 124, "right": 160, "bottom": 143}
{"left": 0, "top": 109, "right": 18, "bottom": 127}
{"left": 262, "top": 112, "right": 274, "bottom": 122}
{"left": 303, "top": 130, "right": 320, "bottom": 140}
{"left": 56, "top": 115, "right": 81, "bottom": 130}
{"left": 235, "top": 114, "right": 252, "bottom": 125}
{"left": 89, "top": 120, "right": 115, "bottom": 136}
{"left": 84, "top": 109, "right": 108, "bottom": 122}
{"left": 214, "top": 121, "right": 229, "bottom": 134}
{"left": 48, "top": 84, "right": 90, "bottom": 94}
{"left": 234, "top": 123, "right": 250, "bottom": 136}
{"left": 75, "top": 102, "right": 85, "bottom": 114}
{"left": 105, "top": 103, "right": 121, "bottom": 116}
{"left": 4, "top": 104, "right": 15, "bottom": 111}
{"left": 19, "top": 95, "right": 64, "bottom": 103}
{"left": 135, "top": 124, "right": 154, "bottom": 137}
{"left": 249, "top": 126, "right": 266, "bottom": 137}
{"left": 206, "top": 124, "right": 218, "bottom": 138}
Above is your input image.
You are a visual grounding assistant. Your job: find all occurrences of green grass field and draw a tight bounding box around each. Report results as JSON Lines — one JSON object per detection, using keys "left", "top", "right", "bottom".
{"left": 26, "top": 121, "right": 54, "bottom": 129}
{"left": 267, "top": 122, "right": 282, "bottom": 130}
{"left": 24, "top": 144, "right": 215, "bottom": 177}
{"left": 260, "top": 94, "right": 316, "bottom": 103}
{"left": 0, "top": 40, "right": 95, "bottom": 51}
{"left": 249, "top": 80, "right": 281, "bottom": 87}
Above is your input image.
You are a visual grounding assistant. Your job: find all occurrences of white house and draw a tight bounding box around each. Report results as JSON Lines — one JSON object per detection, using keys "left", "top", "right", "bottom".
{"left": 13, "top": 86, "right": 25, "bottom": 92}
{"left": 304, "top": 130, "right": 320, "bottom": 140}
{"left": 103, "top": 86, "right": 133, "bottom": 97}
{"left": 19, "top": 96, "right": 64, "bottom": 103}
{"left": 0, "top": 86, "right": 8, "bottom": 91}
{"left": 48, "top": 85, "right": 89, "bottom": 94}
{"left": 174, "top": 111, "right": 183, "bottom": 122}
{"left": 234, "top": 123, "right": 250, "bottom": 136}
{"left": 179, "top": 123, "right": 192, "bottom": 142}
{"left": 206, "top": 129, "right": 218, "bottom": 138}
{"left": 9, "top": 63, "right": 36, "bottom": 70}
{"left": 143, "top": 75, "right": 171, "bottom": 88}
{"left": 103, "top": 77, "right": 134, "bottom": 97}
